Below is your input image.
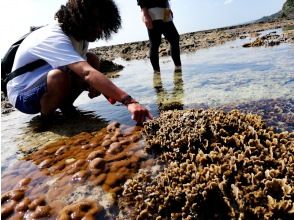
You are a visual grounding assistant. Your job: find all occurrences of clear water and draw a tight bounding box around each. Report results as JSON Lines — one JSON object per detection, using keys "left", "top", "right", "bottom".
{"left": 78, "top": 29, "right": 294, "bottom": 124}
{"left": 1, "top": 28, "right": 294, "bottom": 171}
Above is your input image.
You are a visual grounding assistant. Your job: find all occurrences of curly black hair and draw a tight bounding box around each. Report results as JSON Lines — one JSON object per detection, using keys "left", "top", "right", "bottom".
{"left": 55, "top": 0, "right": 121, "bottom": 41}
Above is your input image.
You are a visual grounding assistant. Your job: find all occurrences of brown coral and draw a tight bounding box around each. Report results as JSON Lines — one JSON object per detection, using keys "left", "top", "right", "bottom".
{"left": 119, "top": 109, "right": 294, "bottom": 219}
{"left": 58, "top": 200, "right": 104, "bottom": 220}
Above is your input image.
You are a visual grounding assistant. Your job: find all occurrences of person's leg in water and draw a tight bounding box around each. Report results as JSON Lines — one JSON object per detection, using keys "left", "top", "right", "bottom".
{"left": 162, "top": 21, "right": 182, "bottom": 72}
{"left": 147, "top": 21, "right": 162, "bottom": 72}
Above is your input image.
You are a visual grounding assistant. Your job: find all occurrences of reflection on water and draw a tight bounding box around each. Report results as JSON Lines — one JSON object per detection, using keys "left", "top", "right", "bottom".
{"left": 1, "top": 110, "right": 108, "bottom": 169}
{"left": 153, "top": 71, "right": 184, "bottom": 111}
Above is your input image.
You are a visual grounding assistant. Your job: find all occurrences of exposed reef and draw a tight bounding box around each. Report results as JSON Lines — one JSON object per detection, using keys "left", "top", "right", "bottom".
{"left": 119, "top": 109, "right": 294, "bottom": 219}
{"left": 242, "top": 31, "right": 283, "bottom": 47}
{"left": 92, "top": 19, "right": 294, "bottom": 61}
{"left": 2, "top": 109, "right": 293, "bottom": 219}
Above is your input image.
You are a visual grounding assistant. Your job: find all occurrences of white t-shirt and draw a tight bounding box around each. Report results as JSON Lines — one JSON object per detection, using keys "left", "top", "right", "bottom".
{"left": 7, "top": 23, "right": 89, "bottom": 106}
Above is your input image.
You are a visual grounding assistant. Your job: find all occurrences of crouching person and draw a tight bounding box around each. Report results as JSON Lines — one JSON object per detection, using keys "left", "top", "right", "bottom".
{"left": 6, "top": 0, "right": 152, "bottom": 123}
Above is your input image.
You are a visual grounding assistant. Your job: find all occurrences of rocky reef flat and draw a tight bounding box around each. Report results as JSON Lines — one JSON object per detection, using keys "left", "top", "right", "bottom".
{"left": 91, "top": 19, "right": 294, "bottom": 61}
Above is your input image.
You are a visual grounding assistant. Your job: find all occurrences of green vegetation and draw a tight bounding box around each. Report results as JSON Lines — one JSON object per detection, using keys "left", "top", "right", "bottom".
{"left": 282, "top": 0, "right": 294, "bottom": 18}
{"left": 256, "top": 0, "right": 294, "bottom": 22}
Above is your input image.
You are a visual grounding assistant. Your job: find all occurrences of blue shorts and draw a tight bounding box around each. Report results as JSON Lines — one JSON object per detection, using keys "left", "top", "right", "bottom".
{"left": 15, "top": 81, "right": 47, "bottom": 114}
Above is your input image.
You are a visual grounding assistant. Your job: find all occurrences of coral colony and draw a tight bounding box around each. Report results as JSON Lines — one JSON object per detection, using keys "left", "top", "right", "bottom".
{"left": 2, "top": 109, "right": 293, "bottom": 219}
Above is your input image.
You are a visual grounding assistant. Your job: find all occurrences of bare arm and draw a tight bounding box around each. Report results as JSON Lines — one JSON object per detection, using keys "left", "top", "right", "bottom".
{"left": 68, "top": 61, "right": 152, "bottom": 122}
{"left": 70, "top": 60, "right": 126, "bottom": 100}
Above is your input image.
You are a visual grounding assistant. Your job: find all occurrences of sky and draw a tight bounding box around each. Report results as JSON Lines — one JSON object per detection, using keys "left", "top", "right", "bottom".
{"left": 0, "top": 0, "right": 286, "bottom": 58}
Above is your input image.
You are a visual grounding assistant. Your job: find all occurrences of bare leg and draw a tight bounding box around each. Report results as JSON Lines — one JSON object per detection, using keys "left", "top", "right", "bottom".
{"left": 59, "top": 72, "right": 88, "bottom": 113}
{"left": 41, "top": 53, "right": 102, "bottom": 116}
{"left": 40, "top": 69, "right": 71, "bottom": 115}
{"left": 58, "top": 52, "right": 103, "bottom": 112}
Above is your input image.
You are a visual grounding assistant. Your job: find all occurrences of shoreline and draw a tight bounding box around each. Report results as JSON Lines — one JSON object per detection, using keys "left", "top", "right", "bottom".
{"left": 91, "top": 18, "right": 294, "bottom": 61}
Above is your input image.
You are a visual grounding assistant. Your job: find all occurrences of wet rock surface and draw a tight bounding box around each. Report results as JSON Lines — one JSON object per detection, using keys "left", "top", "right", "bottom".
{"left": 242, "top": 31, "right": 284, "bottom": 47}
{"left": 119, "top": 109, "right": 294, "bottom": 219}
{"left": 99, "top": 58, "right": 124, "bottom": 75}
{"left": 1, "top": 91, "right": 14, "bottom": 114}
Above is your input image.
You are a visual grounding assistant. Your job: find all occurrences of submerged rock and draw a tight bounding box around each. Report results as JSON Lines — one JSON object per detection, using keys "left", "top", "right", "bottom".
{"left": 1, "top": 122, "right": 151, "bottom": 219}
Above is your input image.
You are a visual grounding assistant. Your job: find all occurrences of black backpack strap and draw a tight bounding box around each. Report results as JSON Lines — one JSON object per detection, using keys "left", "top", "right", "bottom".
{"left": 6, "top": 59, "right": 47, "bottom": 82}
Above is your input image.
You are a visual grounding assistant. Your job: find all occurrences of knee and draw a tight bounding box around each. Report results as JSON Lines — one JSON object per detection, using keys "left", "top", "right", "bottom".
{"left": 47, "top": 69, "right": 71, "bottom": 87}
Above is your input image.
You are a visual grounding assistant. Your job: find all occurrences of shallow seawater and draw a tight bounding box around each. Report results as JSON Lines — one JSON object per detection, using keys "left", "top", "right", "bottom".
{"left": 1, "top": 28, "right": 294, "bottom": 218}
{"left": 78, "top": 28, "right": 293, "bottom": 128}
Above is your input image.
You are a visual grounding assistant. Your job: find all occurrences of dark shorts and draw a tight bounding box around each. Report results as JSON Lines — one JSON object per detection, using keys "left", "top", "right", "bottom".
{"left": 15, "top": 81, "right": 47, "bottom": 114}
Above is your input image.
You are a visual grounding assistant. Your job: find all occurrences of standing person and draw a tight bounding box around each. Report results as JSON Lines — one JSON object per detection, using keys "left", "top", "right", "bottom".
{"left": 137, "top": 0, "right": 182, "bottom": 73}
{"left": 6, "top": 0, "right": 152, "bottom": 124}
